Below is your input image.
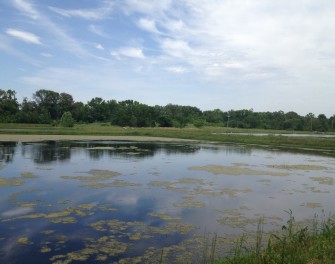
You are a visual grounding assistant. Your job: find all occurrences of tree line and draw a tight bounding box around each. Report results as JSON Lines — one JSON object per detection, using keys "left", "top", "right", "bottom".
{"left": 0, "top": 89, "right": 334, "bottom": 131}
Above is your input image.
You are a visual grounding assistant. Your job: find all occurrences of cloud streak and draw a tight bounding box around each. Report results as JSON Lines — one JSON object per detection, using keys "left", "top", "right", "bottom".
{"left": 48, "top": 2, "right": 114, "bottom": 20}
{"left": 5, "top": 28, "right": 42, "bottom": 44}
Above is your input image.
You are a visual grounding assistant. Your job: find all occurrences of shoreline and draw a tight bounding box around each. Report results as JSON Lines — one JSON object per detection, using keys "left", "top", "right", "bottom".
{"left": 0, "top": 134, "right": 197, "bottom": 143}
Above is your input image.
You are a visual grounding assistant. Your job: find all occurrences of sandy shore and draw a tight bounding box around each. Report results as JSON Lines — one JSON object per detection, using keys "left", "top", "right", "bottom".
{"left": 0, "top": 134, "right": 196, "bottom": 143}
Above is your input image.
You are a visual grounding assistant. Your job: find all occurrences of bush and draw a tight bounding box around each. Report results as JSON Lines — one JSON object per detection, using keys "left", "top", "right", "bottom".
{"left": 60, "top": 112, "right": 75, "bottom": 127}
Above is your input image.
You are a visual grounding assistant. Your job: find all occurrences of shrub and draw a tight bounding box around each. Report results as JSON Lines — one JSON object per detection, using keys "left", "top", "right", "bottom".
{"left": 60, "top": 111, "right": 75, "bottom": 127}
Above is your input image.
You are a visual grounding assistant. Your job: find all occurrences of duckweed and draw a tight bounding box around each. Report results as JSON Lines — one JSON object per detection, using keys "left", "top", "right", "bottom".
{"left": 61, "top": 169, "right": 122, "bottom": 182}
{"left": 310, "top": 176, "right": 335, "bottom": 185}
{"left": 267, "top": 164, "right": 328, "bottom": 170}
{"left": 189, "top": 164, "right": 288, "bottom": 176}
{"left": 17, "top": 237, "right": 33, "bottom": 245}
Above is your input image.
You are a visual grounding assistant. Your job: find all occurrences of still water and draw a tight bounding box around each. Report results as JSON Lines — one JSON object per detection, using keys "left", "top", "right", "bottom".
{"left": 0, "top": 141, "right": 335, "bottom": 263}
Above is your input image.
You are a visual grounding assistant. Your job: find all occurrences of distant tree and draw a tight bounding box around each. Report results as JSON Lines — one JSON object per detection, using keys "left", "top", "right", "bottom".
{"left": 60, "top": 111, "right": 75, "bottom": 127}
{"left": 0, "top": 89, "right": 19, "bottom": 122}
{"left": 59, "top": 93, "right": 74, "bottom": 114}
{"left": 33, "top": 89, "right": 61, "bottom": 121}
{"left": 18, "top": 97, "right": 38, "bottom": 123}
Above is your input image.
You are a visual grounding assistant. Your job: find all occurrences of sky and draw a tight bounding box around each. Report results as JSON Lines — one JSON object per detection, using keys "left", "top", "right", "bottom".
{"left": 0, "top": 0, "right": 334, "bottom": 116}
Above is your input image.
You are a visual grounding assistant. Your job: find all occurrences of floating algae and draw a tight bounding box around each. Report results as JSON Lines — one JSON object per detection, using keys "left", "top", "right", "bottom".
{"left": 17, "top": 237, "right": 33, "bottom": 245}
{"left": 61, "top": 169, "right": 122, "bottom": 182}
{"left": 267, "top": 164, "right": 328, "bottom": 170}
{"left": 1, "top": 203, "right": 97, "bottom": 223}
{"left": 310, "top": 176, "right": 335, "bottom": 185}
{"left": 81, "top": 180, "right": 141, "bottom": 189}
{"left": 89, "top": 218, "right": 195, "bottom": 239}
{"left": 306, "top": 186, "right": 330, "bottom": 193}
{"left": 20, "top": 172, "right": 39, "bottom": 179}
{"left": 87, "top": 146, "right": 116, "bottom": 150}
{"left": 173, "top": 196, "right": 206, "bottom": 208}
{"left": 301, "top": 202, "right": 323, "bottom": 208}
{"left": 190, "top": 187, "right": 252, "bottom": 198}
{"left": 50, "top": 217, "right": 77, "bottom": 224}
{"left": 41, "top": 230, "right": 55, "bottom": 235}
{"left": 0, "top": 178, "right": 23, "bottom": 186}
{"left": 1, "top": 171, "right": 40, "bottom": 187}
{"left": 189, "top": 164, "right": 288, "bottom": 176}
{"left": 177, "top": 178, "right": 206, "bottom": 185}
{"left": 148, "top": 212, "right": 182, "bottom": 221}
{"left": 40, "top": 247, "right": 52, "bottom": 253}
{"left": 49, "top": 235, "right": 128, "bottom": 263}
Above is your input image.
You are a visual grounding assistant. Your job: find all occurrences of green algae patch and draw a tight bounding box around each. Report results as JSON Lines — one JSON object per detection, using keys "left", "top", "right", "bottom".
{"left": 173, "top": 196, "right": 206, "bottom": 208}
{"left": 61, "top": 169, "right": 122, "bottom": 182}
{"left": 87, "top": 146, "right": 116, "bottom": 150}
{"left": 148, "top": 180, "right": 174, "bottom": 187}
{"left": 306, "top": 186, "right": 330, "bottom": 193}
{"left": 21, "top": 172, "right": 39, "bottom": 179}
{"left": 89, "top": 218, "right": 195, "bottom": 239}
{"left": 17, "top": 237, "right": 33, "bottom": 245}
{"left": 310, "top": 176, "right": 335, "bottom": 185}
{"left": 49, "top": 236, "right": 128, "bottom": 264}
{"left": 0, "top": 178, "right": 23, "bottom": 186}
{"left": 81, "top": 180, "right": 141, "bottom": 189}
{"left": 189, "top": 164, "right": 288, "bottom": 176}
{"left": 191, "top": 187, "right": 252, "bottom": 198}
{"left": 97, "top": 204, "right": 118, "bottom": 211}
{"left": 267, "top": 164, "right": 328, "bottom": 170}
{"left": 40, "top": 247, "right": 52, "bottom": 253}
{"left": 41, "top": 230, "right": 55, "bottom": 235}
{"left": 50, "top": 217, "right": 77, "bottom": 224}
{"left": 1, "top": 203, "right": 96, "bottom": 223}
{"left": 177, "top": 178, "right": 205, "bottom": 185}
{"left": 301, "top": 202, "right": 323, "bottom": 208}
{"left": 148, "top": 212, "right": 182, "bottom": 221}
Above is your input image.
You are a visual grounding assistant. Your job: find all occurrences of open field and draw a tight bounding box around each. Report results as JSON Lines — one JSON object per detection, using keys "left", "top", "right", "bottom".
{"left": 0, "top": 123, "right": 334, "bottom": 156}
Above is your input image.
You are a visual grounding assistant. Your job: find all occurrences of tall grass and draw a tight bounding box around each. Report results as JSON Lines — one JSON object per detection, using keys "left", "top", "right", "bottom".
{"left": 214, "top": 211, "right": 335, "bottom": 264}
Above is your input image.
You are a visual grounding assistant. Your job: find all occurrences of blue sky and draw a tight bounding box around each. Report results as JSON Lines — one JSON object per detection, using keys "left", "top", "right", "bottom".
{"left": 0, "top": 0, "right": 334, "bottom": 116}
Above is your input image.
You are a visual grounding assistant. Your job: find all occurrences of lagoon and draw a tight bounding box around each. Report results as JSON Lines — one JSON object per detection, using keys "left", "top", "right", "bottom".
{"left": 0, "top": 141, "right": 334, "bottom": 263}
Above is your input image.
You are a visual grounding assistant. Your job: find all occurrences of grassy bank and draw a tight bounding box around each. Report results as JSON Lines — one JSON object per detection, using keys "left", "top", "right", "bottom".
{"left": 214, "top": 212, "right": 335, "bottom": 264}
{"left": 0, "top": 123, "right": 335, "bottom": 156}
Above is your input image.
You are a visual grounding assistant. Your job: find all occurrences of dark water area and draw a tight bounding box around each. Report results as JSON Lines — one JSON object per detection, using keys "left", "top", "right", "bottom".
{"left": 1, "top": 141, "right": 335, "bottom": 263}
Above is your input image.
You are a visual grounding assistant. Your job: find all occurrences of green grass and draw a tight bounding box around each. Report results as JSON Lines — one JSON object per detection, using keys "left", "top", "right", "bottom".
{"left": 214, "top": 211, "right": 335, "bottom": 264}
{"left": 0, "top": 123, "right": 335, "bottom": 156}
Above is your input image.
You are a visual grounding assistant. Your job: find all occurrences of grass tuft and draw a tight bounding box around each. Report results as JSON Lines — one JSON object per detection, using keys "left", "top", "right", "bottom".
{"left": 214, "top": 212, "right": 335, "bottom": 264}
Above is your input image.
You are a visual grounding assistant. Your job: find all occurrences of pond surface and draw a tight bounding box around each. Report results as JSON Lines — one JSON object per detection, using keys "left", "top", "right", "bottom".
{"left": 1, "top": 141, "right": 335, "bottom": 263}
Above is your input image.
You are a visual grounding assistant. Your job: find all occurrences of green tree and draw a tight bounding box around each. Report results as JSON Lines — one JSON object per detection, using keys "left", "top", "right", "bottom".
{"left": 18, "top": 97, "right": 39, "bottom": 123}
{"left": 0, "top": 89, "right": 19, "bottom": 122}
{"left": 33, "top": 89, "right": 61, "bottom": 121}
{"left": 60, "top": 111, "right": 75, "bottom": 127}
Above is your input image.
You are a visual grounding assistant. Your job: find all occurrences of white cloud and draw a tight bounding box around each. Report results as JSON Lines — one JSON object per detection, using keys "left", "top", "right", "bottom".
{"left": 137, "top": 18, "right": 160, "bottom": 34}
{"left": 111, "top": 47, "right": 145, "bottom": 59}
{"left": 5, "top": 28, "right": 42, "bottom": 45}
{"left": 160, "top": 39, "right": 194, "bottom": 58}
{"left": 95, "top": 44, "right": 104, "bottom": 50}
{"left": 88, "top": 24, "right": 108, "bottom": 37}
{"left": 165, "top": 66, "right": 188, "bottom": 74}
{"left": 123, "top": 0, "right": 172, "bottom": 15}
{"left": 41, "top": 52, "right": 52, "bottom": 57}
{"left": 11, "top": 0, "right": 89, "bottom": 57}
{"left": 48, "top": 2, "right": 114, "bottom": 20}
{"left": 12, "top": 0, "right": 40, "bottom": 20}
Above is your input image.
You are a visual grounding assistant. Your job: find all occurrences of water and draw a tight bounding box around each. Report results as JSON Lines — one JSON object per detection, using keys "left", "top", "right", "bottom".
{"left": 1, "top": 141, "right": 335, "bottom": 263}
